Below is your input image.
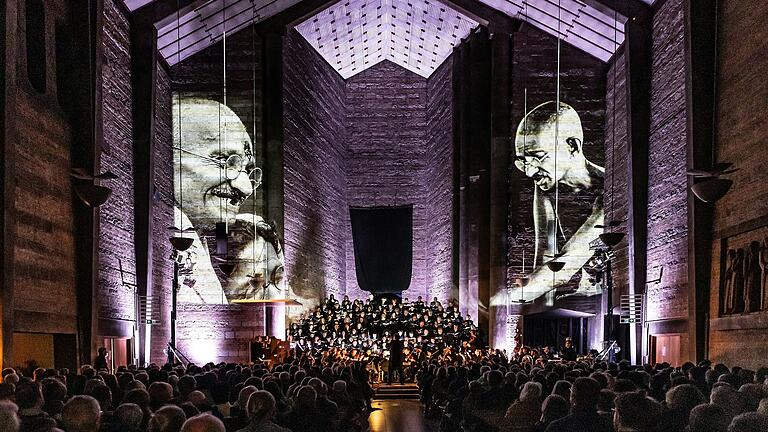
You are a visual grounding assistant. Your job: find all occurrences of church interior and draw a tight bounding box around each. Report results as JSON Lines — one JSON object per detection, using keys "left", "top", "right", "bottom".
{"left": 1, "top": 0, "right": 768, "bottom": 431}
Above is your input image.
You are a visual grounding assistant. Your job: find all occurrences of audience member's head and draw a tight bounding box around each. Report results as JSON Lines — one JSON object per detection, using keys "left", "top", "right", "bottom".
{"left": 295, "top": 386, "right": 317, "bottom": 408}
{"left": 246, "top": 390, "right": 277, "bottom": 423}
{"left": 61, "top": 395, "right": 101, "bottom": 432}
{"left": 613, "top": 391, "right": 661, "bottom": 432}
{"left": 758, "top": 398, "right": 768, "bottom": 416}
{"left": 711, "top": 385, "right": 747, "bottom": 421}
{"left": 15, "top": 381, "right": 43, "bottom": 410}
{"left": 115, "top": 403, "right": 144, "bottom": 431}
{"left": 90, "top": 384, "right": 113, "bottom": 412}
{"left": 571, "top": 377, "right": 601, "bottom": 412}
{"left": 148, "top": 382, "right": 174, "bottom": 411}
{"left": 0, "top": 401, "right": 19, "bottom": 432}
{"left": 666, "top": 383, "right": 704, "bottom": 414}
{"left": 520, "top": 381, "right": 542, "bottom": 401}
{"left": 148, "top": 405, "right": 187, "bottom": 432}
{"left": 540, "top": 394, "right": 568, "bottom": 424}
{"left": 688, "top": 404, "right": 729, "bottom": 432}
{"left": 179, "top": 413, "right": 225, "bottom": 432}
{"left": 727, "top": 412, "right": 768, "bottom": 432}
{"left": 4, "top": 373, "right": 19, "bottom": 386}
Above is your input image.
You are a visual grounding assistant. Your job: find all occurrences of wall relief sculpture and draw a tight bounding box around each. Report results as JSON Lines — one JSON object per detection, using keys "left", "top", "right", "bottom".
{"left": 720, "top": 228, "right": 768, "bottom": 316}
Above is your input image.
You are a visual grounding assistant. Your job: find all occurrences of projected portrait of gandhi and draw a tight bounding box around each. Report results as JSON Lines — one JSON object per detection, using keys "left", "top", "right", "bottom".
{"left": 173, "top": 97, "right": 284, "bottom": 304}
{"left": 500, "top": 101, "right": 604, "bottom": 303}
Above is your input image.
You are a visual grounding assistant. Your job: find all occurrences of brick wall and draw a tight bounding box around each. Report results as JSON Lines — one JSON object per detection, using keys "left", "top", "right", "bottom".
{"left": 283, "top": 30, "right": 348, "bottom": 307}
{"left": 11, "top": 0, "right": 78, "bottom": 334}
{"left": 707, "top": 0, "right": 768, "bottom": 368}
{"left": 176, "top": 304, "right": 264, "bottom": 364}
{"left": 282, "top": 37, "right": 455, "bottom": 304}
{"left": 344, "top": 61, "right": 429, "bottom": 301}
{"left": 645, "top": 0, "right": 689, "bottom": 322}
{"left": 97, "top": 0, "right": 136, "bottom": 326}
{"left": 150, "top": 63, "right": 174, "bottom": 364}
{"left": 604, "top": 51, "right": 629, "bottom": 304}
{"left": 425, "top": 57, "right": 454, "bottom": 303}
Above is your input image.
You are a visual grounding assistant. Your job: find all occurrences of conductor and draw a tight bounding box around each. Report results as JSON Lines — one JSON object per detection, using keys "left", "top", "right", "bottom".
{"left": 388, "top": 333, "right": 405, "bottom": 385}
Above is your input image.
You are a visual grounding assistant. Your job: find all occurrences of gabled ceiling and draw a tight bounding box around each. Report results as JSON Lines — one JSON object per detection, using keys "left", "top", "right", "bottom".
{"left": 478, "top": 0, "right": 626, "bottom": 62}
{"left": 153, "top": 0, "right": 303, "bottom": 65}
{"left": 126, "top": 0, "right": 645, "bottom": 75}
{"left": 295, "top": 0, "right": 480, "bottom": 78}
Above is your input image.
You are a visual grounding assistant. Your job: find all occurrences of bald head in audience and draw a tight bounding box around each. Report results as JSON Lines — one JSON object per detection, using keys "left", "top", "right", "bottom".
{"left": 180, "top": 413, "right": 225, "bottom": 432}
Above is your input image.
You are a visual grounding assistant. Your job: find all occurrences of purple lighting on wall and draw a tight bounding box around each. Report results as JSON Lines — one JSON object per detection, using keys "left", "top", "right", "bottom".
{"left": 295, "top": 0, "right": 479, "bottom": 78}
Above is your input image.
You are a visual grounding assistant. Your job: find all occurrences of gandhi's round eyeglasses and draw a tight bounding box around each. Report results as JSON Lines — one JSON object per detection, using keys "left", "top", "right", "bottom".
{"left": 174, "top": 146, "right": 261, "bottom": 183}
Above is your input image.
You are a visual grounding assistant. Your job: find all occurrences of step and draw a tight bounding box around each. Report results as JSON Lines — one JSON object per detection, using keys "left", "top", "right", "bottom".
{"left": 373, "top": 393, "right": 421, "bottom": 400}
{"left": 376, "top": 387, "right": 419, "bottom": 392}
{"left": 376, "top": 385, "right": 419, "bottom": 390}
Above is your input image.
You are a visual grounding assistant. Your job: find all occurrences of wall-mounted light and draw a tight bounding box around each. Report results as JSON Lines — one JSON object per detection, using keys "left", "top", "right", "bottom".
{"left": 690, "top": 177, "right": 733, "bottom": 203}
{"left": 71, "top": 168, "right": 118, "bottom": 207}
{"left": 688, "top": 163, "right": 737, "bottom": 203}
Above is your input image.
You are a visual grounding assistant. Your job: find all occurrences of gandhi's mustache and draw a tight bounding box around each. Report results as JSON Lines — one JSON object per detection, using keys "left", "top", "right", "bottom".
{"left": 204, "top": 181, "right": 250, "bottom": 206}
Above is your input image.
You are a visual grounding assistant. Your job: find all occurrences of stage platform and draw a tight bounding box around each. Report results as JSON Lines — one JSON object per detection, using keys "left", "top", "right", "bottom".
{"left": 230, "top": 298, "right": 302, "bottom": 306}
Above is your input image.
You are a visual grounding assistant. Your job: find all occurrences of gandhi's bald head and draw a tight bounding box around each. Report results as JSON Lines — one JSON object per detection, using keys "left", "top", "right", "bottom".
{"left": 514, "top": 102, "right": 590, "bottom": 191}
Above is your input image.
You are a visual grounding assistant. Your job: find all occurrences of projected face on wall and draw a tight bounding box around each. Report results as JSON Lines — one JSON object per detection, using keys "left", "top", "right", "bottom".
{"left": 173, "top": 98, "right": 259, "bottom": 223}
{"left": 514, "top": 102, "right": 596, "bottom": 193}
{"left": 498, "top": 101, "right": 604, "bottom": 304}
{"left": 173, "top": 96, "right": 284, "bottom": 304}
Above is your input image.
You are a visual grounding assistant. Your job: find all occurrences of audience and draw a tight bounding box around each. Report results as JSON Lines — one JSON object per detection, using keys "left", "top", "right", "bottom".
{"left": 0, "top": 297, "right": 765, "bottom": 432}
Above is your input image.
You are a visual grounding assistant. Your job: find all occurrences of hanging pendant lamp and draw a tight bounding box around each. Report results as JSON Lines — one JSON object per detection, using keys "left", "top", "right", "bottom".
{"left": 169, "top": 2, "right": 191, "bottom": 252}
{"left": 546, "top": 260, "right": 565, "bottom": 272}
{"left": 599, "top": 0, "right": 625, "bottom": 250}
{"left": 547, "top": 0, "right": 564, "bottom": 274}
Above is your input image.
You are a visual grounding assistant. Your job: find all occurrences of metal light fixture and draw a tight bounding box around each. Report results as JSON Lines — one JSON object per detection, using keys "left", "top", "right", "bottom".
{"left": 600, "top": 1, "right": 625, "bottom": 247}
{"left": 690, "top": 178, "right": 732, "bottom": 203}
{"left": 688, "top": 163, "right": 736, "bottom": 203}
{"left": 546, "top": 260, "right": 565, "bottom": 272}
{"left": 169, "top": 237, "right": 194, "bottom": 251}
{"left": 73, "top": 183, "right": 113, "bottom": 207}
{"left": 218, "top": 262, "right": 237, "bottom": 276}
{"left": 71, "top": 169, "right": 118, "bottom": 207}
{"left": 599, "top": 232, "right": 625, "bottom": 248}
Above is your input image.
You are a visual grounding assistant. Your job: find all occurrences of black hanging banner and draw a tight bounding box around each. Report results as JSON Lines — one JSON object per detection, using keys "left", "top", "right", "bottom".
{"left": 349, "top": 205, "right": 413, "bottom": 294}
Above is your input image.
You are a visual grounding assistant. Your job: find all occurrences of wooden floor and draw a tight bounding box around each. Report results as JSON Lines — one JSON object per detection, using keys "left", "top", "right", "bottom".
{"left": 368, "top": 399, "right": 439, "bottom": 432}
